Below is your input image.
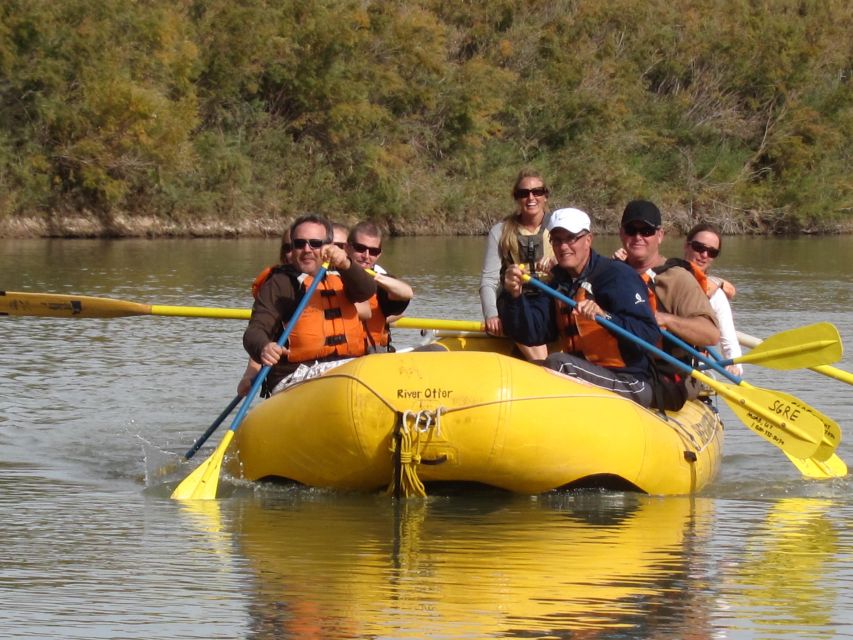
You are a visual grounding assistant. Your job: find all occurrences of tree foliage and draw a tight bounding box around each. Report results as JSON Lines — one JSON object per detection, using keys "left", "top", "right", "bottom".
{"left": 0, "top": 0, "right": 850, "bottom": 235}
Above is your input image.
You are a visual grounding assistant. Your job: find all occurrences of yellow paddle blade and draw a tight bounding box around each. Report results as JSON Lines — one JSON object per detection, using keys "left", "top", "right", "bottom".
{"left": 170, "top": 430, "right": 235, "bottom": 500}
{"left": 0, "top": 290, "right": 251, "bottom": 320}
{"left": 768, "top": 389, "right": 841, "bottom": 462}
{"left": 709, "top": 378, "right": 825, "bottom": 459}
{"left": 1, "top": 290, "right": 151, "bottom": 317}
{"left": 737, "top": 322, "right": 842, "bottom": 370}
{"left": 738, "top": 330, "right": 853, "bottom": 386}
{"left": 784, "top": 452, "right": 848, "bottom": 479}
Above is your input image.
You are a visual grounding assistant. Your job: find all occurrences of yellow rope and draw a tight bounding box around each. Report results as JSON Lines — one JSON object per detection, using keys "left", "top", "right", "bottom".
{"left": 386, "top": 410, "right": 438, "bottom": 498}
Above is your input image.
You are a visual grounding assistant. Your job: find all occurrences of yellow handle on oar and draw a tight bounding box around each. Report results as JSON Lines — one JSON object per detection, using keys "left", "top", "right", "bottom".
{"left": 392, "top": 317, "right": 486, "bottom": 332}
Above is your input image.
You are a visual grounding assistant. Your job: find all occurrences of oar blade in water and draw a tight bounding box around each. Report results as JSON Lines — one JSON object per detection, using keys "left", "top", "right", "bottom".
{"left": 784, "top": 452, "right": 848, "bottom": 479}
{"left": 170, "top": 431, "right": 235, "bottom": 500}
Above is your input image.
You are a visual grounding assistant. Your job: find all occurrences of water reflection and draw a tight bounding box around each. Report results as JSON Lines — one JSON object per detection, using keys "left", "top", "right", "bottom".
{"left": 721, "top": 498, "right": 840, "bottom": 639}
{"left": 200, "top": 492, "right": 719, "bottom": 639}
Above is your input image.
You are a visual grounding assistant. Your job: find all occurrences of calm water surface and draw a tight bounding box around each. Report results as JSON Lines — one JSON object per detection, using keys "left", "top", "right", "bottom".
{"left": 1, "top": 235, "right": 851, "bottom": 639}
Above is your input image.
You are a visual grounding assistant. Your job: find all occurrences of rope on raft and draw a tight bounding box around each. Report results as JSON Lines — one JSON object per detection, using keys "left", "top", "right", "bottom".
{"left": 387, "top": 409, "right": 443, "bottom": 498}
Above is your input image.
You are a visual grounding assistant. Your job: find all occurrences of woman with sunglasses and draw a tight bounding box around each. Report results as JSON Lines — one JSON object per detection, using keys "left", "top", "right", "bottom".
{"left": 479, "top": 168, "right": 554, "bottom": 361}
{"left": 683, "top": 223, "right": 743, "bottom": 375}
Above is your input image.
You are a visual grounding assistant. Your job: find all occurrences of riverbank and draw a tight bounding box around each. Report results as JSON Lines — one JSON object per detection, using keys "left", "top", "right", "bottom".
{"left": 2, "top": 209, "right": 851, "bottom": 239}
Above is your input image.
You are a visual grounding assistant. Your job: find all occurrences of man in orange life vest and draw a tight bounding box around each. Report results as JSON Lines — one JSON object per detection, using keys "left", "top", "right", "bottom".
{"left": 617, "top": 201, "right": 720, "bottom": 350}
{"left": 502, "top": 208, "right": 661, "bottom": 407}
{"left": 243, "top": 214, "right": 377, "bottom": 394}
{"left": 346, "top": 221, "right": 413, "bottom": 353}
{"left": 616, "top": 200, "right": 720, "bottom": 409}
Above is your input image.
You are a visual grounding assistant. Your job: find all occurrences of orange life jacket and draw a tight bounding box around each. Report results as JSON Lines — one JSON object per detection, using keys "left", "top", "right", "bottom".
{"left": 286, "top": 273, "right": 367, "bottom": 362}
{"left": 554, "top": 278, "right": 628, "bottom": 369}
{"left": 364, "top": 294, "right": 390, "bottom": 348}
{"left": 251, "top": 265, "right": 275, "bottom": 299}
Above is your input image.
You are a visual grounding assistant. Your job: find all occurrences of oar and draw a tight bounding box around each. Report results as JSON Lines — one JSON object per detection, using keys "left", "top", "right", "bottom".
{"left": 702, "top": 346, "right": 847, "bottom": 479}
{"left": 171, "top": 263, "right": 330, "bottom": 500}
{"left": 699, "top": 322, "right": 841, "bottom": 371}
{"left": 2, "top": 290, "right": 491, "bottom": 334}
{"left": 662, "top": 329, "right": 843, "bottom": 474}
{"left": 0, "top": 290, "right": 251, "bottom": 319}
{"left": 520, "top": 274, "right": 825, "bottom": 460}
{"left": 739, "top": 330, "right": 853, "bottom": 386}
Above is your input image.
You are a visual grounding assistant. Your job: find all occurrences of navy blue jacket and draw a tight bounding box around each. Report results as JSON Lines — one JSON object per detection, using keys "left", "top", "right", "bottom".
{"left": 501, "top": 250, "right": 661, "bottom": 379}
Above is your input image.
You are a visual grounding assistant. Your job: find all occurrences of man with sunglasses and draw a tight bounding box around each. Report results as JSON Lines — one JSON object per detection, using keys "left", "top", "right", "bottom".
{"left": 502, "top": 208, "right": 660, "bottom": 407}
{"left": 618, "top": 201, "right": 720, "bottom": 350}
{"left": 346, "top": 221, "right": 413, "bottom": 353}
{"left": 243, "top": 213, "right": 377, "bottom": 395}
{"left": 616, "top": 200, "right": 720, "bottom": 409}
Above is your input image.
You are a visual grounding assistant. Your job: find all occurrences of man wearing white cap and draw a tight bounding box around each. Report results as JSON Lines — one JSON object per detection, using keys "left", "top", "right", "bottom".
{"left": 501, "top": 207, "right": 660, "bottom": 407}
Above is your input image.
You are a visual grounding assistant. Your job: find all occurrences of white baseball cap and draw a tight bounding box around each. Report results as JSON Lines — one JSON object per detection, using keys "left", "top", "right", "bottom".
{"left": 546, "top": 208, "right": 591, "bottom": 234}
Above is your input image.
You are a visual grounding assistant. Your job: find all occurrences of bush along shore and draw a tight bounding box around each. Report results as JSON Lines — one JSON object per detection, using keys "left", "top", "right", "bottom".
{"left": 1, "top": 1, "right": 851, "bottom": 238}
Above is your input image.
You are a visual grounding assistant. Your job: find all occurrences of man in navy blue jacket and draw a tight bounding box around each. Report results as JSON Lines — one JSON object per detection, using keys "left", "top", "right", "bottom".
{"left": 501, "top": 208, "right": 660, "bottom": 407}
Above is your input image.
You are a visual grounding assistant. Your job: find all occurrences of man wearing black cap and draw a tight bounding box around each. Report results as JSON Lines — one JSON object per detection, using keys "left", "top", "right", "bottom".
{"left": 618, "top": 200, "right": 720, "bottom": 349}
{"left": 502, "top": 207, "right": 661, "bottom": 407}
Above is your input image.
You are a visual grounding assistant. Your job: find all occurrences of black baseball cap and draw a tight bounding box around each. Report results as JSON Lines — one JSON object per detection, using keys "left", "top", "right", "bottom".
{"left": 621, "top": 200, "right": 662, "bottom": 228}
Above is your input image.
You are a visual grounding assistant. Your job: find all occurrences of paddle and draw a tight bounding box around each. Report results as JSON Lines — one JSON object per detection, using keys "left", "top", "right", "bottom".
{"left": 0, "top": 290, "right": 251, "bottom": 320}
{"left": 701, "top": 345, "right": 847, "bottom": 479}
{"left": 520, "top": 274, "right": 825, "bottom": 460}
{"left": 662, "top": 329, "right": 842, "bottom": 469}
{"left": 699, "top": 322, "right": 841, "bottom": 371}
{"left": 171, "top": 262, "right": 330, "bottom": 500}
{"left": 739, "top": 331, "right": 853, "bottom": 386}
{"left": 2, "top": 290, "right": 490, "bottom": 334}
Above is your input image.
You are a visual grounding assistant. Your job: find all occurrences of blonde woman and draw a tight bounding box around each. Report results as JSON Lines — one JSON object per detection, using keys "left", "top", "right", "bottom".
{"left": 479, "top": 169, "right": 554, "bottom": 361}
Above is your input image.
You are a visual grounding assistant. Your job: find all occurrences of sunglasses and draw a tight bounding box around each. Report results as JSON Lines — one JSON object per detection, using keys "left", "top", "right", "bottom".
{"left": 688, "top": 240, "right": 720, "bottom": 258}
{"left": 292, "top": 238, "right": 327, "bottom": 250}
{"left": 622, "top": 224, "right": 658, "bottom": 237}
{"left": 513, "top": 187, "right": 549, "bottom": 199}
{"left": 333, "top": 242, "right": 346, "bottom": 249}
{"left": 550, "top": 231, "right": 589, "bottom": 247}
{"left": 350, "top": 241, "right": 381, "bottom": 257}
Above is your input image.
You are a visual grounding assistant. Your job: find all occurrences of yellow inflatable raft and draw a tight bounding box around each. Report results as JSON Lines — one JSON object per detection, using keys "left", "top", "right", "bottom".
{"left": 228, "top": 341, "right": 723, "bottom": 496}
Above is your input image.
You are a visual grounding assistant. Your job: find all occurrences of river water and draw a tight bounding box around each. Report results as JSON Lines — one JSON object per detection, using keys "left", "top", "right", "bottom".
{"left": 1, "top": 235, "right": 851, "bottom": 639}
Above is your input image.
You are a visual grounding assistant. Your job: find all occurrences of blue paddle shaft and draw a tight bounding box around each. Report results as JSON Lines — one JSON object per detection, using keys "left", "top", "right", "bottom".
{"left": 523, "top": 276, "right": 697, "bottom": 378}
{"left": 227, "top": 265, "right": 329, "bottom": 433}
{"left": 184, "top": 394, "right": 243, "bottom": 459}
